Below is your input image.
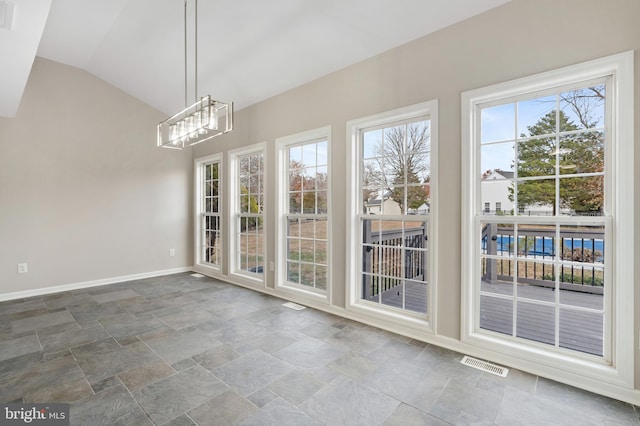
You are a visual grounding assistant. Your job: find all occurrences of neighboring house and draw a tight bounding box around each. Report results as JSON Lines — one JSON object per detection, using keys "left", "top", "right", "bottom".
{"left": 481, "top": 169, "right": 560, "bottom": 215}
{"left": 364, "top": 193, "right": 402, "bottom": 215}
{"left": 481, "top": 169, "right": 515, "bottom": 214}
{"left": 409, "top": 202, "right": 430, "bottom": 215}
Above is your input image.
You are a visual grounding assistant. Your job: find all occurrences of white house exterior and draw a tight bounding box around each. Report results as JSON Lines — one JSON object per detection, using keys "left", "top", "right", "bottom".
{"left": 481, "top": 169, "right": 515, "bottom": 214}
{"left": 365, "top": 197, "right": 402, "bottom": 215}
{"left": 481, "top": 169, "right": 557, "bottom": 215}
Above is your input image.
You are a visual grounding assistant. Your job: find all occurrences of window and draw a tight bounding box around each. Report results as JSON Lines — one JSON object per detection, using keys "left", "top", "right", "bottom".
{"left": 347, "top": 101, "right": 438, "bottom": 326}
{"left": 277, "top": 127, "right": 330, "bottom": 298}
{"left": 462, "top": 52, "right": 634, "bottom": 387}
{"left": 230, "top": 145, "right": 265, "bottom": 280}
{"left": 194, "top": 154, "right": 223, "bottom": 274}
{"left": 479, "top": 81, "right": 608, "bottom": 355}
{"left": 484, "top": 202, "right": 490, "bottom": 213}
{"left": 202, "top": 159, "right": 222, "bottom": 267}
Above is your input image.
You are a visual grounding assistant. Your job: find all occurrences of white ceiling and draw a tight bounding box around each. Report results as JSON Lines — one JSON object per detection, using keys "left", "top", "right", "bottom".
{"left": 1, "top": 0, "right": 510, "bottom": 118}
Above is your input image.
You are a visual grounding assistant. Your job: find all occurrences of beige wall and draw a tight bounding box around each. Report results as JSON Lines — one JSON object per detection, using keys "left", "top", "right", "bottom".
{"left": 194, "top": 0, "right": 640, "bottom": 392}
{"left": 0, "top": 58, "right": 193, "bottom": 295}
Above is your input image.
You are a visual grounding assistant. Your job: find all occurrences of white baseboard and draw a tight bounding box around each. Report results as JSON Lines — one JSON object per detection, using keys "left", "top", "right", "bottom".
{"left": 0, "top": 266, "right": 193, "bottom": 302}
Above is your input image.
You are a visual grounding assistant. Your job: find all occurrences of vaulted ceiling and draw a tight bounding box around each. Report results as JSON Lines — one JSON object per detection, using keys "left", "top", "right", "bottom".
{"left": 0, "top": 0, "right": 510, "bottom": 118}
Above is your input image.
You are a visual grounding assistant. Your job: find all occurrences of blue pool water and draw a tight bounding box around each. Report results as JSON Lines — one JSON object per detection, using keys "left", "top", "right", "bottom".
{"left": 491, "top": 235, "right": 604, "bottom": 260}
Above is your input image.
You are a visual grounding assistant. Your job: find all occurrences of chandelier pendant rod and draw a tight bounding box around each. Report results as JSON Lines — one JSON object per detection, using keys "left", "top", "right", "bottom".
{"left": 194, "top": 0, "right": 198, "bottom": 104}
{"left": 157, "top": 0, "right": 233, "bottom": 150}
{"left": 183, "top": 0, "right": 187, "bottom": 108}
{"left": 185, "top": 0, "right": 199, "bottom": 105}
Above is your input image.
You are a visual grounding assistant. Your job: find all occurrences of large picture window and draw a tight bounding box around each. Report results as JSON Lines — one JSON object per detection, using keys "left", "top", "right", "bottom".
{"left": 361, "top": 118, "right": 431, "bottom": 314}
{"left": 202, "top": 159, "right": 222, "bottom": 267}
{"left": 462, "top": 52, "right": 634, "bottom": 387}
{"left": 230, "top": 145, "right": 265, "bottom": 280}
{"left": 479, "top": 82, "right": 608, "bottom": 356}
{"left": 347, "top": 101, "right": 438, "bottom": 325}
{"left": 194, "top": 154, "right": 223, "bottom": 274}
{"left": 277, "top": 127, "right": 330, "bottom": 297}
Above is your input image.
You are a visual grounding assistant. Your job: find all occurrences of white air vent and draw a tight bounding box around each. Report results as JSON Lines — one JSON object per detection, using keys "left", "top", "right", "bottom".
{"left": 190, "top": 273, "right": 205, "bottom": 278}
{"left": 0, "top": 1, "right": 15, "bottom": 30}
{"left": 460, "top": 356, "right": 509, "bottom": 377}
{"left": 283, "top": 302, "right": 306, "bottom": 311}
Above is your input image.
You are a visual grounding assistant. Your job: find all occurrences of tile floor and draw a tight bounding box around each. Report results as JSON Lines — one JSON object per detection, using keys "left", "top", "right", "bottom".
{"left": 0, "top": 272, "right": 638, "bottom": 425}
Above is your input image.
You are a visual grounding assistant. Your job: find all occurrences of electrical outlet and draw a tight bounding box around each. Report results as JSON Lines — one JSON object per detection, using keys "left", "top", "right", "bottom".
{"left": 169, "top": 248, "right": 175, "bottom": 257}
{"left": 269, "top": 261, "right": 274, "bottom": 271}
{"left": 17, "top": 263, "right": 28, "bottom": 274}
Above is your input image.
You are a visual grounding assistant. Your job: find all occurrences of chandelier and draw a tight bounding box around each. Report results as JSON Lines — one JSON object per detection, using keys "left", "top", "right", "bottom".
{"left": 157, "top": 0, "right": 233, "bottom": 149}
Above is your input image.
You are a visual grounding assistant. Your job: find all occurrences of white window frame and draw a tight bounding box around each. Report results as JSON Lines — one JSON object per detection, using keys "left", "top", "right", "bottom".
{"left": 276, "top": 126, "right": 331, "bottom": 304}
{"left": 228, "top": 143, "right": 267, "bottom": 286}
{"left": 194, "top": 153, "right": 223, "bottom": 277}
{"left": 461, "top": 51, "right": 634, "bottom": 389}
{"left": 346, "top": 100, "right": 438, "bottom": 333}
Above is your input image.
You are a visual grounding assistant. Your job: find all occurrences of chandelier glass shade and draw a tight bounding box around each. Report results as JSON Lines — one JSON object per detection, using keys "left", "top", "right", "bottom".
{"left": 157, "top": 0, "right": 233, "bottom": 150}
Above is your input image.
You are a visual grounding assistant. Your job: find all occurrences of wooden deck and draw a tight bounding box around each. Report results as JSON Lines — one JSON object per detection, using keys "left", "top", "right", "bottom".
{"left": 368, "top": 280, "right": 603, "bottom": 356}
{"left": 367, "top": 281, "right": 428, "bottom": 314}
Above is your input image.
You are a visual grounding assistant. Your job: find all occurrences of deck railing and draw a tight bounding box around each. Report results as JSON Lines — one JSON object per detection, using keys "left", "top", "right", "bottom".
{"left": 481, "top": 223, "right": 604, "bottom": 294}
{"left": 362, "top": 222, "right": 426, "bottom": 299}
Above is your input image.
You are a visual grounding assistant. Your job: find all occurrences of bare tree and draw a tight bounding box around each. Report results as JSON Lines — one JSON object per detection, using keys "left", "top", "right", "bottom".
{"left": 367, "top": 121, "right": 431, "bottom": 212}
{"left": 559, "top": 86, "right": 605, "bottom": 129}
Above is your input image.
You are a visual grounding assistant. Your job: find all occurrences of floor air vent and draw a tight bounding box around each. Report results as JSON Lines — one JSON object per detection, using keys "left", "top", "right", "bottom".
{"left": 282, "top": 302, "right": 306, "bottom": 310}
{"left": 460, "top": 356, "right": 508, "bottom": 377}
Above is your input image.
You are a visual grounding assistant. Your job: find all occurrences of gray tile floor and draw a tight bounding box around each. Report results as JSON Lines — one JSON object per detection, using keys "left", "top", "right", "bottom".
{"left": 0, "top": 272, "right": 638, "bottom": 425}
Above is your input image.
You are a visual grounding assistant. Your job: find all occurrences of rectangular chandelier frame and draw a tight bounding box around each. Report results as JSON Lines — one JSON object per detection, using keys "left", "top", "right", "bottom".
{"left": 157, "top": 95, "right": 233, "bottom": 150}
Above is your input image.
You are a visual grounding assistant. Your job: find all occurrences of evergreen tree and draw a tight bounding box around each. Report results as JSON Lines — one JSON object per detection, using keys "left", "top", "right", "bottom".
{"left": 511, "top": 110, "right": 603, "bottom": 215}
